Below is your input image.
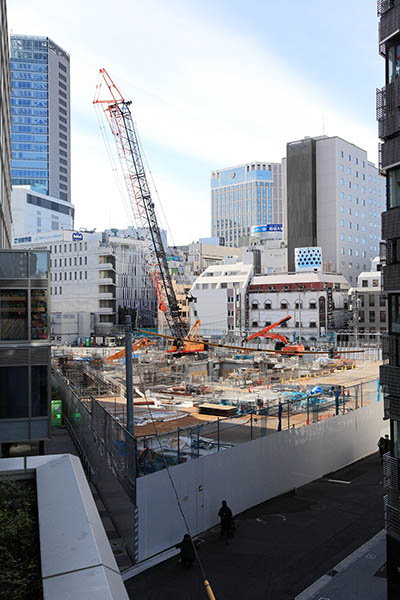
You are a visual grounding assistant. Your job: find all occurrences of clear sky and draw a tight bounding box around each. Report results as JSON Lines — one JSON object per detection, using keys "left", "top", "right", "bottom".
{"left": 8, "top": 0, "right": 383, "bottom": 245}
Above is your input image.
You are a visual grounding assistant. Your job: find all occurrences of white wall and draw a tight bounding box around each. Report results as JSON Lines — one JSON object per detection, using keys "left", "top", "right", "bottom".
{"left": 137, "top": 396, "right": 387, "bottom": 561}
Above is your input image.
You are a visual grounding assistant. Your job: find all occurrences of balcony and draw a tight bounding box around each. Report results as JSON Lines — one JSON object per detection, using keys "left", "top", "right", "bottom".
{"left": 377, "top": 79, "right": 400, "bottom": 139}
{"left": 381, "top": 136, "right": 400, "bottom": 170}
{"left": 384, "top": 453, "right": 400, "bottom": 541}
{"left": 381, "top": 363, "right": 400, "bottom": 397}
{"left": 382, "top": 206, "right": 400, "bottom": 240}
{"left": 379, "top": 1, "right": 399, "bottom": 50}
{"left": 383, "top": 262, "right": 400, "bottom": 291}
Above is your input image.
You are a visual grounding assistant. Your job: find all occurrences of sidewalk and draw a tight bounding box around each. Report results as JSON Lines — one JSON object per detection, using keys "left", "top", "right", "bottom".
{"left": 296, "top": 530, "right": 386, "bottom": 599}
{"left": 126, "top": 452, "right": 386, "bottom": 600}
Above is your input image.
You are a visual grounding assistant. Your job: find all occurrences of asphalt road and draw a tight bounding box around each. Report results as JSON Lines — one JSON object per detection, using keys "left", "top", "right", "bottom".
{"left": 126, "top": 452, "right": 385, "bottom": 600}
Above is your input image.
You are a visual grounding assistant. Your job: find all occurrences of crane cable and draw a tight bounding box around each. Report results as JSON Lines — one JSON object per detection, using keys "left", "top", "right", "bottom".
{"left": 135, "top": 359, "right": 217, "bottom": 599}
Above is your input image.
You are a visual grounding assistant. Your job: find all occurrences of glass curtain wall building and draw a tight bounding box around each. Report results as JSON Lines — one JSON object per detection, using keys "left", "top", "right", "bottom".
{"left": 10, "top": 35, "right": 70, "bottom": 203}
{"left": 211, "top": 162, "right": 282, "bottom": 247}
{"left": 0, "top": 0, "right": 12, "bottom": 249}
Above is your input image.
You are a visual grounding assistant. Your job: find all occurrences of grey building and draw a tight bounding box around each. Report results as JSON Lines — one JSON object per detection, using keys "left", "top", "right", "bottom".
{"left": 10, "top": 35, "right": 71, "bottom": 203}
{"left": 14, "top": 228, "right": 157, "bottom": 344}
{"left": 211, "top": 162, "right": 282, "bottom": 247}
{"left": 350, "top": 257, "right": 387, "bottom": 338}
{"left": 0, "top": 250, "right": 50, "bottom": 448}
{"left": 0, "top": 0, "right": 12, "bottom": 249}
{"left": 377, "top": 2, "right": 400, "bottom": 597}
{"left": 285, "top": 136, "right": 384, "bottom": 284}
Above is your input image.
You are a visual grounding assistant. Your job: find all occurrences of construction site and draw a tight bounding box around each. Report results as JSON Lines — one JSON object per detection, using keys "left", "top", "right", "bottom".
{"left": 53, "top": 335, "right": 380, "bottom": 474}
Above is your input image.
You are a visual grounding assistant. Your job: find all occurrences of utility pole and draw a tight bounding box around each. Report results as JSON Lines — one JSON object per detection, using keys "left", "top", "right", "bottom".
{"left": 125, "top": 314, "right": 134, "bottom": 435}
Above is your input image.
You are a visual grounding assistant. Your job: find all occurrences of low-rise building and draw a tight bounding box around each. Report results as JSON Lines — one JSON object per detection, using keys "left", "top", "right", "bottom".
{"left": 12, "top": 188, "right": 74, "bottom": 239}
{"left": 248, "top": 272, "right": 350, "bottom": 343}
{"left": 13, "top": 229, "right": 156, "bottom": 344}
{"left": 350, "top": 257, "right": 387, "bottom": 338}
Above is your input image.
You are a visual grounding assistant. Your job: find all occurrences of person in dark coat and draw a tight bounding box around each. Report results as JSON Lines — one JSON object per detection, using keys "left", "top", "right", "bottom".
{"left": 218, "top": 500, "right": 233, "bottom": 537}
{"left": 176, "top": 534, "right": 196, "bottom": 567}
{"left": 384, "top": 434, "right": 391, "bottom": 454}
{"left": 378, "top": 436, "right": 386, "bottom": 463}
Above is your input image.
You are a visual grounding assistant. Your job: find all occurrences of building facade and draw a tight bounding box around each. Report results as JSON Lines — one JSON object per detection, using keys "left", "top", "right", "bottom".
{"left": 0, "top": 0, "right": 12, "bottom": 249}
{"left": 10, "top": 34, "right": 71, "bottom": 202}
{"left": 211, "top": 162, "right": 282, "bottom": 247}
{"left": 286, "top": 136, "right": 385, "bottom": 284}
{"left": 377, "top": 3, "right": 400, "bottom": 597}
{"left": 349, "top": 257, "right": 387, "bottom": 339}
{"left": 0, "top": 249, "right": 50, "bottom": 446}
{"left": 12, "top": 187, "right": 74, "bottom": 238}
{"left": 248, "top": 272, "right": 349, "bottom": 343}
{"left": 14, "top": 229, "right": 156, "bottom": 344}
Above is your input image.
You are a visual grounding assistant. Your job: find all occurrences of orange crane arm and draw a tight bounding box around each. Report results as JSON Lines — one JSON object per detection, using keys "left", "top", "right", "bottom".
{"left": 246, "top": 315, "right": 292, "bottom": 342}
{"left": 105, "top": 338, "right": 155, "bottom": 362}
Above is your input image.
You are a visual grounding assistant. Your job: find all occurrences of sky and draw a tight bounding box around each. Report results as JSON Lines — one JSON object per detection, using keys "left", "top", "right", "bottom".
{"left": 8, "top": 0, "right": 383, "bottom": 245}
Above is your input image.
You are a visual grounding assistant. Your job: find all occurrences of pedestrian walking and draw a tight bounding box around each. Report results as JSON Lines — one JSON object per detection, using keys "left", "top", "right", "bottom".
{"left": 176, "top": 534, "right": 196, "bottom": 567}
{"left": 218, "top": 500, "right": 233, "bottom": 539}
{"left": 384, "top": 434, "right": 391, "bottom": 454}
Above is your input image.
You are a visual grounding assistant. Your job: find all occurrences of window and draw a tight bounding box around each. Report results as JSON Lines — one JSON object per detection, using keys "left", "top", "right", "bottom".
{"left": 339, "top": 178, "right": 344, "bottom": 185}
{"left": 0, "top": 367, "right": 29, "bottom": 418}
{"left": 251, "top": 302, "right": 258, "bottom": 310}
{"left": 280, "top": 301, "right": 288, "bottom": 309}
{"left": 388, "top": 167, "right": 400, "bottom": 209}
{"left": 388, "top": 43, "right": 400, "bottom": 82}
{"left": 264, "top": 301, "right": 272, "bottom": 310}
{"left": 295, "top": 301, "right": 303, "bottom": 309}
{"left": 264, "top": 321, "right": 271, "bottom": 327}
{"left": 348, "top": 154, "right": 351, "bottom": 161}
{"left": 0, "top": 289, "right": 28, "bottom": 340}
{"left": 369, "top": 295, "right": 375, "bottom": 307}
{"left": 369, "top": 311, "right": 376, "bottom": 322}
{"left": 31, "top": 366, "right": 48, "bottom": 416}
{"left": 252, "top": 321, "right": 258, "bottom": 327}
{"left": 380, "top": 311, "right": 386, "bottom": 322}
{"left": 31, "top": 289, "right": 47, "bottom": 339}
{"left": 309, "top": 321, "right": 317, "bottom": 328}
{"left": 309, "top": 301, "right": 317, "bottom": 309}
{"left": 372, "top": 279, "right": 379, "bottom": 287}
{"left": 339, "top": 150, "right": 344, "bottom": 158}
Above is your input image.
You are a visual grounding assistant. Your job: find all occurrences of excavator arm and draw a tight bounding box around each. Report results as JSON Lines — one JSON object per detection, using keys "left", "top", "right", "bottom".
{"left": 246, "top": 315, "right": 292, "bottom": 342}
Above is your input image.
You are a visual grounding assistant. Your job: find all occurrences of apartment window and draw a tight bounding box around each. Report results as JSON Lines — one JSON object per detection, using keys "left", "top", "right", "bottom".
{"left": 339, "top": 178, "right": 344, "bottom": 185}
{"left": 252, "top": 321, "right": 258, "bottom": 328}
{"left": 59, "top": 287, "right": 62, "bottom": 295}
{"left": 362, "top": 161, "right": 365, "bottom": 168}
{"left": 74, "top": 272, "right": 77, "bottom": 280}
{"left": 340, "top": 248, "right": 345, "bottom": 254}
{"left": 309, "top": 301, "right": 317, "bottom": 309}
{"left": 380, "top": 311, "right": 386, "bottom": 322}
{"left": 309, "top": 321, "right": 317, "bottom": 328}
{"left": 280, "top": 301, "right": 288, "bottom": 309}
{"left": 85, "top": 271, "right": 87, "bottom": 279}
{"left": 251, "top": 301, "right": 259, "bottom": 310}
{"left": 295, "top": 301, "right": 303, "bottom": 309}
{"left": 339, "top": 150, "right": 344, "bottom": 158}
{"left": 347, "top": 181, "right": 351, "bottom": 189}
{"left": 347, "top": 167, "right": 351, "bottom": 175}
{"left": 264, "top": 301, "right": 272, "bottom": 310}
{"left": 369, "top": 311, "right": 375, "bottom": 322}
{"left": 348, "top": 154, "right": 351, "bottom": 161}
{"left": 369, "top": 295, "right": 375, "bottom": 307}
{"left": 339, "top": 165, "right": 344, "bottom": 171}
{"left": 373, "top": 279, "right": 379, "bottom": 287}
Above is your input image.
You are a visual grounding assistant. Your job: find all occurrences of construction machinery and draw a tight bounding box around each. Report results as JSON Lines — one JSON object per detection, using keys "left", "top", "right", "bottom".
{"left": 245, "top": 315, "right": 305, "bottom": 356}
{"left": 105, "top": 338, "right": 156, "bottom": 362}
{"left": 165, "top": 320, "right": 207, "bottom": 355}
{"left": 93, "top": 69, "right": 206, "bottom": 355}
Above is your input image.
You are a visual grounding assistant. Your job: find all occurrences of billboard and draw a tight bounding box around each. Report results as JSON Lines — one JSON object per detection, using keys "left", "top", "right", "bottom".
{"left": 295, "top": 246, "right": 322, "bottom": 272}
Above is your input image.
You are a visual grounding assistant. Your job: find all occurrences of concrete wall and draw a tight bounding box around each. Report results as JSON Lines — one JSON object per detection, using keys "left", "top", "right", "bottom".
{"left": 137, "top": 396, "right": 387, "bottom": 561}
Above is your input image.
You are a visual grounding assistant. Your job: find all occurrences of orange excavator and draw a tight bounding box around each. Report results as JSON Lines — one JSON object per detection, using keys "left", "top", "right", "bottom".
{"left": 245, "top": 315, "right": 305, "bottom": 356}
{"left": 106, "top": 337, "right": 156, "bottom": 362}
{"left": 165, "top": 320, "right": 207, "bottom": 355}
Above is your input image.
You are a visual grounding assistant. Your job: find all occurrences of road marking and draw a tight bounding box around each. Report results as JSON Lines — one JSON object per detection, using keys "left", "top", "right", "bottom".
{"left": 326, "top": 478, "right": 351, "bottom": 485}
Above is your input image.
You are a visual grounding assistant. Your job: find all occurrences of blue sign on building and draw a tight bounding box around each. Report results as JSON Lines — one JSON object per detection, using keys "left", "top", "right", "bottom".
{"left": 72, "top": 232, "right": 83, "bottom": 241}
{"left": 252, "top": 224, "right": 283, "bottom": 233}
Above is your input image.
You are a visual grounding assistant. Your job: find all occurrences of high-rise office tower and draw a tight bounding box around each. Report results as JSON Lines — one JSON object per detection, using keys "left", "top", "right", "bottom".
{"left": 211, "top": 162, "right": 282, "bottom": 247}
{"left": 285, "top": 135, "right": 384, "bottom": 283}
{"left": 0, "top": 0, "right": 12, "bottom": 248}
{"left": 10, "top": 34, "right": 71, "bottom": 202}
{"left": 378, "top": 2, "right": 400, "bottom": 598}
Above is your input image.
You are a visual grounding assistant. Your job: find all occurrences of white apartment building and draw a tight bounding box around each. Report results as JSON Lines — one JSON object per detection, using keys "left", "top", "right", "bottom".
{"left": 286, "top": 136, "right": 385, "bottom": 284}
{"left": 190, "top": 259, "right": 254, "bottom": 336}
{"left": 350, "top": 257, "right": 387, "bottom": 335}
{"left": 12, "top": 188, "right": 74, "bottom": 239}
{"left": 13, "top": 229, "right": 156, "bottom": 343}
